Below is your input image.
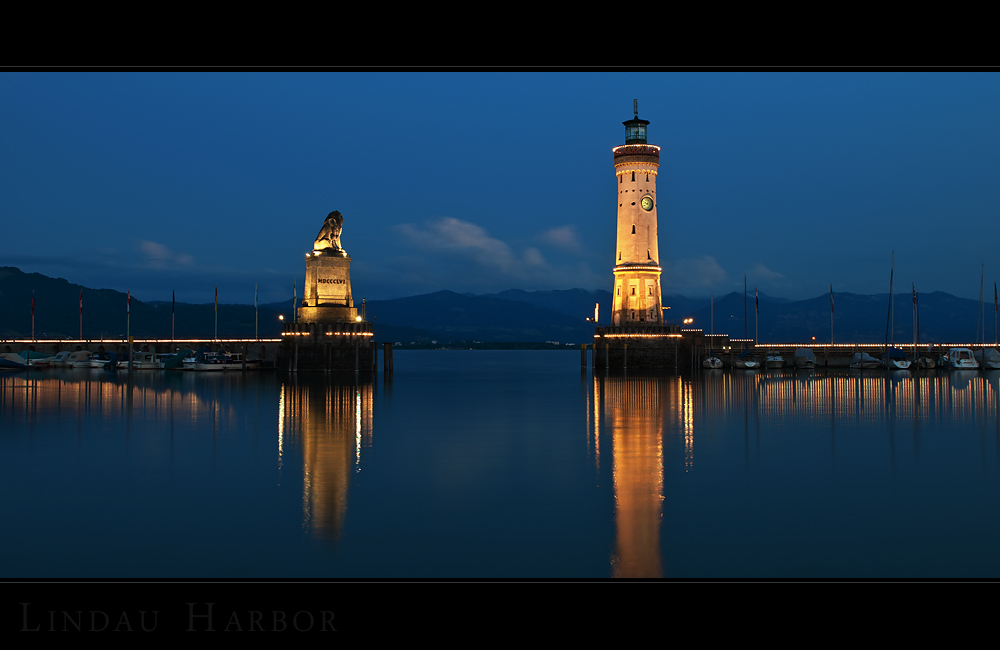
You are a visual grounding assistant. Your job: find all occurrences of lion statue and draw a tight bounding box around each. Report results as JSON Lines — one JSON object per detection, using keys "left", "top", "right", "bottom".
{"left": 313, "top": 210, "right": 347, "bottom": 256}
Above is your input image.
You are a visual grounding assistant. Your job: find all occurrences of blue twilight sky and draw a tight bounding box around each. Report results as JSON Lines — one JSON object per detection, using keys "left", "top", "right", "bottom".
{"left": 2, "top": 71, "right": 999, "bottom": 305}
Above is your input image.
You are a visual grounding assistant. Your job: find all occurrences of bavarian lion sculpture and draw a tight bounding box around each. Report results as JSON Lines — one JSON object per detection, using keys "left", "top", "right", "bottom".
{"left": 313, "top": 210, "right": 347, "bottom": 256}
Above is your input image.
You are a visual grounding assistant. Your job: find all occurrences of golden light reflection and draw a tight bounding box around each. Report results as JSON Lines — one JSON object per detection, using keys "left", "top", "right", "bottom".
{"left": 589, "top": 368, "right": 1000, "bottom": 579}
{"left": 680, "top": 379, "right": 693, "bottom": 469}
{"left": 278, "top": 383, "right": 285, "bottom": 477}
{"left": 0, "top": 370, "right": 235, "bottom": 425}
{"left": 0, "top": 371, "right": 377, "bottom": 547}
{"left": 600, "top": 375, "right": 665, "bottom": 578}
{"left": 591, "top": 374, "right": 601, "bottom": 473}
{"left": 278, "top": 377, "right": 374, "bottom": 543}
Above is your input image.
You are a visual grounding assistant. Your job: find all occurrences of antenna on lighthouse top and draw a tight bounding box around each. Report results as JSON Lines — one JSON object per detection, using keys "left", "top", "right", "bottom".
{"left": 634, "top": 99, "right": 638, "bottom": 118}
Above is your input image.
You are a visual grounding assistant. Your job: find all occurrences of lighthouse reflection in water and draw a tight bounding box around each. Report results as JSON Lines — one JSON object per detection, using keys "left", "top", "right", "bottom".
{"left": 3, "top": 355, "right": 1000, "bottom": 578}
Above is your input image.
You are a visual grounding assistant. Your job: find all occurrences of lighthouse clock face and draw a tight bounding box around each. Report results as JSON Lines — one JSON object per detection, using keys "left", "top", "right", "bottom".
{"left": 641, "top": 196, "right": 654, "bottom": 211}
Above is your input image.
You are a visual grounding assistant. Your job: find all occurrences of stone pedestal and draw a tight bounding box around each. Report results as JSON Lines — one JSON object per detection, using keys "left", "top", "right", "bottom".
{"left": 300, "top": 254, "right": 356, "bottom": 323}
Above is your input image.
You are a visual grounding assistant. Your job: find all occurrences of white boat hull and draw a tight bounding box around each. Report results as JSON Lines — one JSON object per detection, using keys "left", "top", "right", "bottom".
{"left": 887, "top": 359, "right": 911, "bottom": 369}
{"left": 943, "top": 348, "right": 978, "bottom": 369}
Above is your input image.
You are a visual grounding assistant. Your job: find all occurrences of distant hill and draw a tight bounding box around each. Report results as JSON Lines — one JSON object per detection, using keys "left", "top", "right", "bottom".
{"left": 481, "top": 288, "right": 610, "bottom": 321}
{"left": 366, "top": 290, "right": 595, "bottom": 344}
{"left": 676, "top": 290, "right": 993, "bottom": 345}
{"left": 0, "top": 267, "right": 285, "bottom": 340}
{"left": 0, "top": 267, "right": 994, "bottom": 344}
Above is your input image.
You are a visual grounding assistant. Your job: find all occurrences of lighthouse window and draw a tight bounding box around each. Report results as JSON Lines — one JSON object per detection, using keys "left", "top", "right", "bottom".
{"left": 630, "top": 287, "right": 635, "bottom": 295}
{"left": 631, "top": 224, "right": 635, "bottom": 234}
{"left": 647, "top": 249, "right": 651, "bottom": 260}
{"left": 646, "top": 173, "right": 649, "bottom": 182}
{"left": 631, "top": 171, "right": 635, "bottom": 182}
{"left": 648, "top": 287, "right": 653, "bottom": 295}
{"left": 618, "top": 251, "right": 621, "bottom": 261}
{"left": 619, "top": 175, "right": 622, "bottom": 184}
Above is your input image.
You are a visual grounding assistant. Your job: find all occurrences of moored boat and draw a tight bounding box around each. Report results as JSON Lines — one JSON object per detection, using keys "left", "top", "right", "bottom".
{"left": 974, "top": 348, "right": 1000, "bottom": 370}
{"left": 881, "top": 347, "right": 911, "bottom": 370}
{"left": 0, "top": 353, "right": 28, "bottom": 371}
{"left": 226, "top": 353, "right": 261, "bottom": 370}
{"left": 850, "top": 352, "right": 879, "bottom": 369}
{"left": 942, "top": 347, "right": 978, "bottom": 369}
{"left": 193, "top": 351, "right": 261, "bottom": 371}
{"left": 68, "top": 351, "right": 95, "bottom": 368}
{"left": 164, "top": 349, "right": 195, "bottom": 370}
{"left": 193, "top": 352, "right": 227, "bottom": 371}
{"left": 117, "top": 352, "right": 160, "bottom": 370}
{"left": 48, "top": 351, "right": 72, "bottom": 367}
{"left": 20, "top": 350, "right": 54, "bottom": 367}
{"left": 734, "top": 350, "right": 760, "bottom": 369}
{"left": 794, "top": 348, "right": 816, "bottom": 369}
{"left": 92, "top": 351, "right": 117, "bottom": 369}
{"left": 701, "top": 354, "right": 722, "bottom": 369}
{"left": 765, "top": 352, "right": 784, "bottom": 369}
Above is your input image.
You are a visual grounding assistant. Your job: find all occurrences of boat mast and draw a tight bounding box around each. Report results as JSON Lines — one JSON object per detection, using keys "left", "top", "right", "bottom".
{"left": 890, "top": 252, "right": 894, "bottom": 349}
{"left": 977, "top": 264, "right": 984, "bottom": 345}
{"left": 755, "top": 286, "right": 758, "bottom": 347}
{"left": 884, "top": 252, "right": 894, "bottom": 353}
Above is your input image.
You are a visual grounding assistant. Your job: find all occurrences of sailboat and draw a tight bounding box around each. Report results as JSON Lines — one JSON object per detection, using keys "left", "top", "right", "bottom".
{"left": 702, "top": 293, "right": 723, "bottom": 369}
{"left": 973, "top": 270, "right": 1000, "bottom": 369}
{"left": 735, "top": 277, "right": 759, "bottom": 369}
{"left": 942, "top": 265, "right": 983, "bottom": 370}
{"left": 734, "top": 350, "right": 760, "bottom": 369}
{"left": 881, "top": 252, "right": 911, "bottom": 369}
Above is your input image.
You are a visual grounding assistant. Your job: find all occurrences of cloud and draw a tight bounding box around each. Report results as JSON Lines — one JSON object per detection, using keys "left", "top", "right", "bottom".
{"left": 138, "top": 240, "right": 195, "bottom": 268}
{"left": 663, "top": 255, "right": 728, "bottom": 292}
{"left": 396, "top": 217, "right": 540, "bottom": 274}
{"left": 523, "top": 247, "right": 546, "bottom": 266}
{"left": 747, "top": 263, "right": 786, "bottom": 283}
{"left": 538, "top": 225, "right": 583, "bottom": 252}
{"left": 390, "top": 217, "right": 603, "bottom": 292}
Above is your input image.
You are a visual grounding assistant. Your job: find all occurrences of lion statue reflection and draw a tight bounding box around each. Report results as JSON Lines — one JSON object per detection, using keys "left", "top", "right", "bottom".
{"left": 313, "top": 210, "right": 347, "bottom": 257}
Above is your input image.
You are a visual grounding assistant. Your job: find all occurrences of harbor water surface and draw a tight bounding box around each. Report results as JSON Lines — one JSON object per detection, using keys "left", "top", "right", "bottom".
{"left": 3, "top": 350, "right": 1000, "bottom": 579}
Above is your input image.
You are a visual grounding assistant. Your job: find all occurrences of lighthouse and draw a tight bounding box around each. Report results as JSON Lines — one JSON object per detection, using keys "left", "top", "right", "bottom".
{"left": 611, "top": 100, "right": 663, "bottom": 327}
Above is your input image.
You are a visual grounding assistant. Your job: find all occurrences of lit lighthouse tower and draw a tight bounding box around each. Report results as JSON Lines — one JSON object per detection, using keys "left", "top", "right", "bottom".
{"left": 611, "top": 101, "right": 663, "bottom": 327}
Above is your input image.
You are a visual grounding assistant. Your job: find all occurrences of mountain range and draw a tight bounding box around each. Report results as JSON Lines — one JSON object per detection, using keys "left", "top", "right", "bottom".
{"left": 0, "top": 267, "right": 995, "bottom": 345}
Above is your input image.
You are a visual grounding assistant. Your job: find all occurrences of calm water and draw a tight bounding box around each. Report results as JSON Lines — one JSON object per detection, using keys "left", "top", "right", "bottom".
{"left": 3, "top": 351, "right": 1000, "bottom": 579}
